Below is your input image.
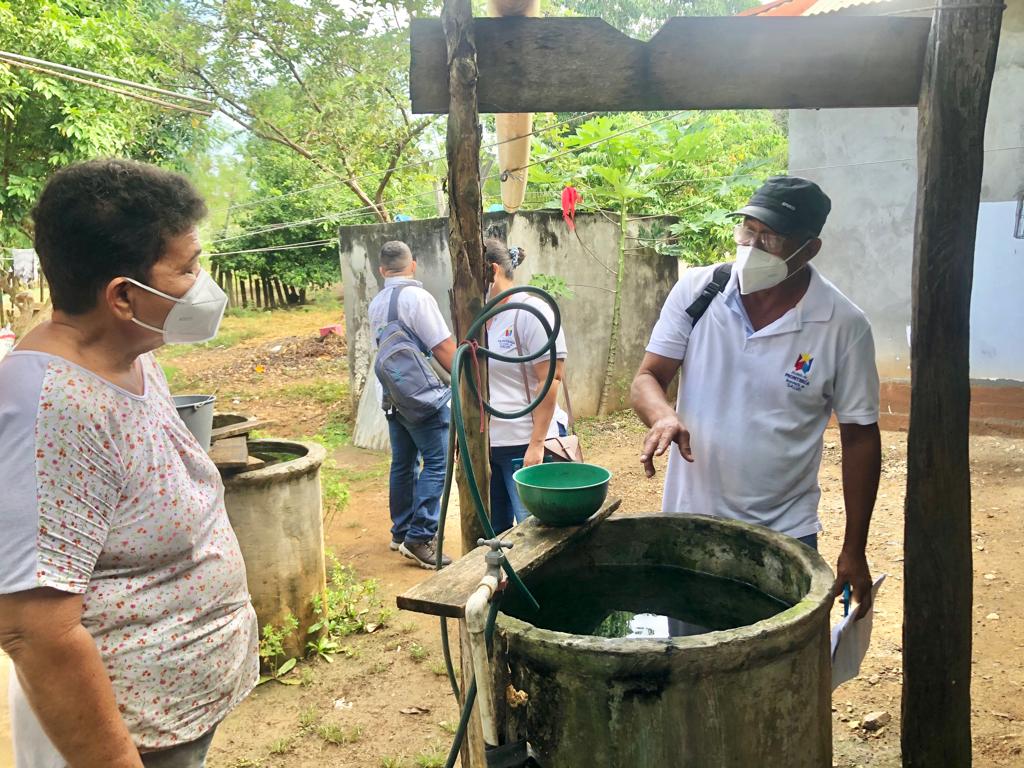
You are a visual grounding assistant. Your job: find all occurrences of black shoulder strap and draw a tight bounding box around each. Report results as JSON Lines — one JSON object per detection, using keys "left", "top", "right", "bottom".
{"left": 685, "top": 263, "right": 733, "bottom": 328}
{"left": 387, "top": 284, "right": 406, "bottom": 323}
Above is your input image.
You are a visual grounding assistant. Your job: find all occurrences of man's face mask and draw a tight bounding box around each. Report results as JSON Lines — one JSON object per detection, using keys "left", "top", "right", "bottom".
{"left": 735, "top": 239, "right": 811, "bottom": 295}
{"left": 123, "top": 270, "right": 228, "bottom": 344}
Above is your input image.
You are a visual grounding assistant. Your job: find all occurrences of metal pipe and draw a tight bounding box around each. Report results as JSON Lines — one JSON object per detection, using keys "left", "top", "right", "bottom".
{"left": 465, "top": 572, "right": 501, "bottom": 747}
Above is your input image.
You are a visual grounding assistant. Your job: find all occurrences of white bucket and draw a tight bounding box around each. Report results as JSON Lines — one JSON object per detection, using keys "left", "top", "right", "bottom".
{"left": 173, "top": 394, "right": 217, "bottom": 451}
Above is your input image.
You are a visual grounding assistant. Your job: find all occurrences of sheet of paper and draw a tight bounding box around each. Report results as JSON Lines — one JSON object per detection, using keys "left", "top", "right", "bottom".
{"left": 831, "top": 574, "right": 886, "bottom": 690}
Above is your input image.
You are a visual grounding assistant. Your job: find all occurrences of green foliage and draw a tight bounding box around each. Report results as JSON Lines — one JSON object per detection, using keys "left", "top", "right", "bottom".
{"left": 0, "top": 0, "right": 208, "bottom": 246}
{"left": 408, "top": 642, "right": 428, "bottom": 663}
{"left": 525, "top": 111, "right": 786, "bottom": 266}
{"left": 552, "top": 0, "right": 763, "bottom": 39}
{"left": 306, "top": 554, "right": 388, "bottom": 651}
{"left": 414, "top": 745, "right": 447, "bottom": 768}
{"left": 171, "top": 0, "right": 445, "bottom": 293}
{"left": 257, "top": 613, "right": 300, "bottom": 684}
{"left": 529, "top": 272, "right": 575, "bottom": 300}
{"left": 317, "top": 724, "right": 363, "bottom": 745}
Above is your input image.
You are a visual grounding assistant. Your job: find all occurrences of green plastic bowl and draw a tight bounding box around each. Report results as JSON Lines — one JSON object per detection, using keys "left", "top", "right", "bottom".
{"left": 513, "top": 462, "right": 612, "bottom": 526}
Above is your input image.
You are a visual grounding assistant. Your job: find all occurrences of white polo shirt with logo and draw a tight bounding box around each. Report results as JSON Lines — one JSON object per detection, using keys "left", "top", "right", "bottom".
{"left": 646, "top": 263, "right": 879, "bottom": 539}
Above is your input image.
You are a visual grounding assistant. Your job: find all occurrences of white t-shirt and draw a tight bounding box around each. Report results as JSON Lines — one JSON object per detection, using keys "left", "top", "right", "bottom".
{"left": 0, "top": 350, "right": 258, "bottom": 754}
{"left": 646, "top": 263, "right": 879, "bottom": 539}
{"left": 487, "top": 295, "right": 569, "bottom": 447}
{"left": 368, "top": 277, "right": 453, "bottom": 407}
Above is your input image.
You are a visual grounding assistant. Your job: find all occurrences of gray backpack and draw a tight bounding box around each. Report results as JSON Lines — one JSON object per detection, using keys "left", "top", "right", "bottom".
{"left": 373, "top": 285, "right": 450, "bottom": 423}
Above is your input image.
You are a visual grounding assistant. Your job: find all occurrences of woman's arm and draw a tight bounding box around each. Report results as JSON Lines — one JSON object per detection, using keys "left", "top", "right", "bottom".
{"left": 0, "top": 588, "right": 143, "bottom": 768}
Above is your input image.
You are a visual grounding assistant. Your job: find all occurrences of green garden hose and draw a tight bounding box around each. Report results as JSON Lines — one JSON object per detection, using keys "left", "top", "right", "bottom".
{"left": 434, "top": 285, "right": 562, "bottom": 767}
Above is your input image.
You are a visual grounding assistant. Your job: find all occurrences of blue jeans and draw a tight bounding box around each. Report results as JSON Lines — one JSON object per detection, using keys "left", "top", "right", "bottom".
{"left": 387, "top": 405, "right": 450, "bottom": 544}
{"left": 141, "top": 727, "right": 217, "bottom": 767}
{"left": 489, "top": 424, "right": 567, "bottom": 535}
{"left": 798, "top": 534, "right": 818, "bottom": 551}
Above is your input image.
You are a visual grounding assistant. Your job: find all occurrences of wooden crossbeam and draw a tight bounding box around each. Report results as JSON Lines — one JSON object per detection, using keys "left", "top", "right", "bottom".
{"left": 411, "top": 16, "right": 931, "bottom": 114}
{"left": 397, "top": 498, "right": 621, "bottom": 618}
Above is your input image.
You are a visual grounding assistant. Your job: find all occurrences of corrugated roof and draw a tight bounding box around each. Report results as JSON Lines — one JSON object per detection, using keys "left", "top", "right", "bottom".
{"left": 738, "top": 0, "right": 819, "bottom": 16}
{"left": 739, "top": 0, "right": 896, "bottom": 16}
{"left": 806, "top": 0, "right": 896, "bottom": 15}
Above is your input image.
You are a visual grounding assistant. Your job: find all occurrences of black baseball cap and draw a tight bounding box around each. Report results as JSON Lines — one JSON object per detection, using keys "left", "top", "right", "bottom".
{"left": 732, "top": 176, "right": 832, "bottom": 236}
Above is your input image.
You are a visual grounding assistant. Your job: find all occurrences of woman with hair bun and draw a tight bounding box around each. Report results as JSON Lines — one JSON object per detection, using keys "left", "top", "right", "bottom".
{"left": 483, "top": 238, "right": 569, "bottom": 533}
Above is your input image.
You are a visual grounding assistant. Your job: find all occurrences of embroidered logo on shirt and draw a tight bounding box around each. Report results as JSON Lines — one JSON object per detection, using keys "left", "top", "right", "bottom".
{"left": 497, "top": 325, "right": 516, "bottom": 350}
{"left": 785, "top": 353, "right": 814, "bottom": 391}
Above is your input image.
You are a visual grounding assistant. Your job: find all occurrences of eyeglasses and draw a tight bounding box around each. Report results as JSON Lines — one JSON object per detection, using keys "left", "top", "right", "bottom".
{"left": 733, "top": 223, "right": 787, "bottom": 255}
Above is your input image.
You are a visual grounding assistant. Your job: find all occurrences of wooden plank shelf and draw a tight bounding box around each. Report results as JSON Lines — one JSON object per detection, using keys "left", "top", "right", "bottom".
{"left": 397, "top": 497, "right": 621, "bottom": 619}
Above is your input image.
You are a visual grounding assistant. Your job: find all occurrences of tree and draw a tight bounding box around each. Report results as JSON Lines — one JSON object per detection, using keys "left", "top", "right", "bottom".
{"left": 0, "top": 0, "right": 209, "bottom": 247}
{"left": 170, "top": 0, "right": 442, "bottom": 224}
{"left": 517, "top": 110, "right": 785, "bottom": 412}
{"left": 552, "top": 0, "right": 763, "bottom": 38}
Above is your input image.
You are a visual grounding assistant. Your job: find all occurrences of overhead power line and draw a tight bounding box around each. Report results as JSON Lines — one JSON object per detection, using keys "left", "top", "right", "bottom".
{"left": 0, "top": 55, "right": 213, "bottom": 116}
{"left": 209, "top": 238, "right": 338, "bottom": 258}
{"left": 0, "top": 50, "right": 213, "bottom": 105}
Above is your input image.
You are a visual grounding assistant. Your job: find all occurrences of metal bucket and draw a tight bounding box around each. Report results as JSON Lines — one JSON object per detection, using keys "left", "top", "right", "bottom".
{"left": 173, "top": 394, "right": 217, "bottom": 451}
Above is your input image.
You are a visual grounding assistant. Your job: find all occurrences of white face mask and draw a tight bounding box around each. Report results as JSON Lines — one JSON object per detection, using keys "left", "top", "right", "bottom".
{"left": 736, "top": 240, "right": 810, "bottom": 295}
{"left": 124, "top": 270, "right": 228, "bottom": 344}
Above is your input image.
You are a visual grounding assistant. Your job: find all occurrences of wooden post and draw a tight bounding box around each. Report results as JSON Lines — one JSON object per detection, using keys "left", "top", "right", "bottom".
{"left": 901, "top": 2, "right": 1003, "bottom": 766}
{"left": 443, "top": 0, "right": 489, "bottom": 556}
{"left": 443, "top": 2, "right": 489, "bottom": 766}
{"left": 239, "top": 277, "right": 248, "bottom": 309}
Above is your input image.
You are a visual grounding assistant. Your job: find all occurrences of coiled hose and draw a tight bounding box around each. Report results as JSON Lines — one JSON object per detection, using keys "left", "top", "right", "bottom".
{"left": 434, "top": 285, "right": 562, "bottom": 767}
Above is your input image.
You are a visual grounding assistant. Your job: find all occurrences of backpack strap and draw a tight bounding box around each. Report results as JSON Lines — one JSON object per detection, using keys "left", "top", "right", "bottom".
{"left": 685, "top": 262, "right": 733, "bottom": 328}
{"left": 513, "top": 309, "right": 533, "bottom": 406}
{"left": 387, "top": 283, "right": 406, "bottom": 323}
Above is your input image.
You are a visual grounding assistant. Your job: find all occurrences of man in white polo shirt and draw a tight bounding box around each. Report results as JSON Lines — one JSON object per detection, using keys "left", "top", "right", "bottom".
{"left": 631, "top": 176, "right": 881, "bottom": 617}
{"left": 369, "top": 241, "right": 456, "bottom": 569}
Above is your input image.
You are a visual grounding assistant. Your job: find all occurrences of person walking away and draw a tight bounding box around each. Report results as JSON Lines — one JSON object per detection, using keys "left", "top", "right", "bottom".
{"left": 483, "top": 240, "right": 570, "bottom": 534}
{"left": 0, "top": 159, "right": 258, "bottom": 768}
{"left": 630, "top": 176, "right": 881, "bottom": 619}
{"left": 368, "top": 241, "right": 456, "bottom": 569}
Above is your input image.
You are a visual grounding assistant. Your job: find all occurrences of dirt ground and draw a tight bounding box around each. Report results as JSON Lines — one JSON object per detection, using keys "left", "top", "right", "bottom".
{"left": 2, "top": 295, "right": 1022, "bottom": 768}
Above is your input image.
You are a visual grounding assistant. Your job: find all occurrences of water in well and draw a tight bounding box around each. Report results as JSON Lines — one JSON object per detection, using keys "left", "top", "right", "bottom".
{"left": 504, "top": 564, "right": 793, "bottom": 638}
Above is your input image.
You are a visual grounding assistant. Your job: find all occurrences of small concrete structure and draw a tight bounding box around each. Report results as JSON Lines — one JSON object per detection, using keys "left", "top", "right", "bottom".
{"left": 223, "top": 440, "right": 328, "bottom": 658}
{"left": 497, "top": 514, "right": 834, "bottom": 767}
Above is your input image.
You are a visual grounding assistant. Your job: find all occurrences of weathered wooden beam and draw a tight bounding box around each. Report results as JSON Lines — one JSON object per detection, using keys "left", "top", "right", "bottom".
{"left": 411, "top": 16, "right": 932, "bottom": 113}
{"left": 397, "top": 498, "right": 621, "bottom": 618}
{"left": 901, "top": 2, "right": 1004, "bottom": 766}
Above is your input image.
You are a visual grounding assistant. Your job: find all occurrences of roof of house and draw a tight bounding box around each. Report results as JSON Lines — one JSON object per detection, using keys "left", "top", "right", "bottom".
{"left": 739, "top": 0, "right": 895, "bottom": 16}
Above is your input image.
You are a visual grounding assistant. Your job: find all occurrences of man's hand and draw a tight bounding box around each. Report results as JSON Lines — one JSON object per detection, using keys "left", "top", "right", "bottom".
{"left": 640, "top": 416, "right": 693, "bottom": 477}
{"left": 834, "top": 549, "right": 873, "bottom": 620}
{"left": 523, "top": 442, "right": 545, "bottom": 468}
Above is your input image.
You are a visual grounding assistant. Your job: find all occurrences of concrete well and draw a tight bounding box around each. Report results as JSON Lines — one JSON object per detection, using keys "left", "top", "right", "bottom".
{"left": 497, "top": 513, "right": 835, "bottom": 768}
{"left": 223, "top": 440, "right": 327, "bottom": 658}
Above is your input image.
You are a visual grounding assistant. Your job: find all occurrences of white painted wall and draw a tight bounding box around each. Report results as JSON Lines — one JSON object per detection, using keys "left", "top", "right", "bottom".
{"left": 788, "top": 0, "right": 1024, "bottom": 382}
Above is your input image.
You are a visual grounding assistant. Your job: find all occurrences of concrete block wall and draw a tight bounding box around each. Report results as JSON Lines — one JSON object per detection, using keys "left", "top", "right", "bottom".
{"left": 340, "top": 210, "right": 678, "bottom": 448}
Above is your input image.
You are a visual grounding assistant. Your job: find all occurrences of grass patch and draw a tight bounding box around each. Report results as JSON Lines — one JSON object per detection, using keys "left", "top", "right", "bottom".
{"left": 438, "top": 720, "right": 457, "bottom": 735}
{"left": 414, "top": 744, "right": 447, "bottom": 768}
{"left": 381, "top": 758, "right": 406, "bottom": 768}
{"left": 269, "top": 737, "right": 295, "bottom": 755}
{"left": 298, "top": 706, "right": 320, "bottom": 731}
{"left": 408, "top": 642, "right": 428, "bottom": 663}
{"left": 312, "top": 413, "right": 352, "bottom": 450}
{"left": 280, "top": 380, "right": 348, "bottom": 404}
{"left": 429, "top": 661, "right": 449, "bottom": 678}
{"left": 317, "top": 724, "right": 363, "bottom": 745}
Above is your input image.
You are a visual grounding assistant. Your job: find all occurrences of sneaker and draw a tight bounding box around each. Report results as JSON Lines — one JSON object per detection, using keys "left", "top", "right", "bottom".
{"left": 389, "top": 538, "right": 402, "bottom": 552}
{"left": 399, "top": 539, "right": 452, "bottom": 570}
